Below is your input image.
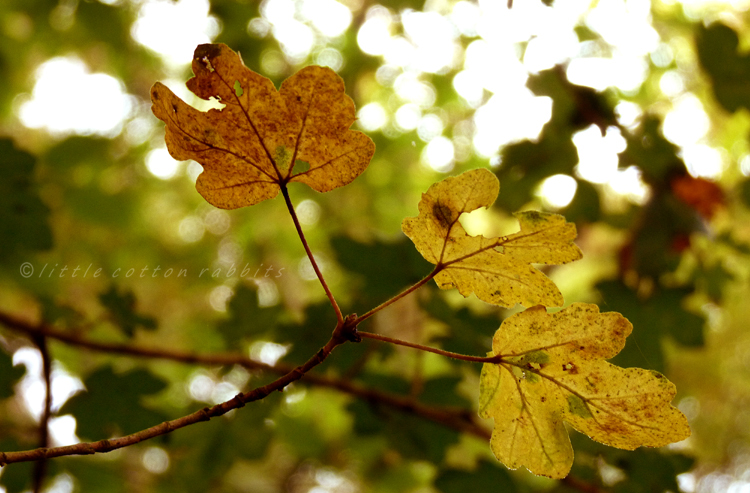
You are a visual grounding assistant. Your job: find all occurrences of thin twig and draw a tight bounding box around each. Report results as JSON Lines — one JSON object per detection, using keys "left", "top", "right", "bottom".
{"left": 280, "top": 183, "right": 344, "bottom": 323}
{"left": 354, "top": 267, "right": 440, "bottom": 325}
{"left": 0, "top": 316, "right": 357, "bottom": 466}
{"left": 31, "top": 334, "right": 52, "bottom": 493}
{"left": 0, "top": 312, "right": 478, "bottom": 432}
{"left": 0, "top": 313, "right": 605, "bottom": 493}
{"left": 0, "top": 312, "right": 273, "bottom": 368}
{"left": 358, "top": 331, "right": 500, "bottom": 363}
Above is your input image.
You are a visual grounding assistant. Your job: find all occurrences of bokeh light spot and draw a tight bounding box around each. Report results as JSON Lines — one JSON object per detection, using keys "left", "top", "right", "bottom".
{"left": 131, "top": 0, "right": 220, "bottom": 66}
{"left": 538, "top": 174, "right": 578, "bottom": 209}
{"left": 357, "top": 102, "right": 387, "bottom": 131}
{"left": 146, "top": 148, "right": 181, "bottom": 180}
{"left": 19, "top": 57, "right": 131, "bottom": 137}
{"left": 422, "top": 136, "right": 455, "bottom": 173}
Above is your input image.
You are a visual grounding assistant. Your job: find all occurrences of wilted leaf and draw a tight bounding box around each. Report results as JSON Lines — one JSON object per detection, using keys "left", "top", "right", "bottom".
{"left": 151, "top": 43, "right": 375, "bottom": 209}
{"left": 478, "top": 303, "right": 690, "bottom": 478}
{"left": 402, "top": 169, "right": 582, "bottom": 308}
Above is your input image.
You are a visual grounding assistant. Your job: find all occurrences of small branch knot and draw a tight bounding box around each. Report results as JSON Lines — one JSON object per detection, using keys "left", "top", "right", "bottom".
{"left": 339, "top": 313, "right": 360, "bottom": 343}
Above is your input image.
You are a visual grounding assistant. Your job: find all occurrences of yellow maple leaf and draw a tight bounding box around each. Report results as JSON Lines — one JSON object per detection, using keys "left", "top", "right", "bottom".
{"left": 402, "top": 168, "right": 582, "bottom": 308}
{"left": 150, "top": 44, "right": 375, "bottom": 209}
{"left": 478, "top": 303, "right": 691, "bottom": 478}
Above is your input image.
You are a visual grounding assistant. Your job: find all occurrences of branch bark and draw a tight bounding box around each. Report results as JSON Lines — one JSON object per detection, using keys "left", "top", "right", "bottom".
{"left": 30, "top": 334, "right": 51, "bottom": 493}
{"left": 0, "top": 312, "right": 605, "bottom": 493}
{"left": 0, "top": 313, "right": 358, "bottom": 466}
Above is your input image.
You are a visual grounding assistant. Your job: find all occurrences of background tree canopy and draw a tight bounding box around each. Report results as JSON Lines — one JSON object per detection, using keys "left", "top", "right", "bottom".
{"left": 0, "top": 0, "right": 748, "bottom": 491}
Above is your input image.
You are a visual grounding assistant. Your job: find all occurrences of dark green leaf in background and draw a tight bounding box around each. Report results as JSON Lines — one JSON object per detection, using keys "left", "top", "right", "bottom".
{"left": 160, "top": 393, "right": 281, "bottom": 492}
{"left": 99, "top": 286, "right": 157, "bottom": 338}
{"left": 418, "top": 376, "right": 471, "bottom": 408}
{"left": 0, "top": 139, "right": 53, "bottom": 261}
{"left": 0, "top": 347, "right": 25, "bottom": 399}
{"left": 39, "top": 295, "right": 85, "bottom": 329}
{"left": 347, "top": 398, "right": 460, "bottom": 463}
{"left": 619, "top": 116, "right": 683, "bottom": 184}
{"left": 434, "top": 460, "right": 517, "bottom": 493}
{"left": 0, "top": 447, "right": 32, "bottom": 493}
{"left": 697, "top": 22, "right": 750, "bottom": 113}
{"left": 331, "top": 235, "right": 431, "bottom": 310}
{"left": 421, "top": 289, "right": 499, "bottom": 357}
{"left": 280, "top": 303, "right": 338, "bottom": 366}
{"left": 569, "top": 432, "right": 694, "bottom": 493}
{"left": 561, "top": 179, "right": 601, "bottom": 224}
{"left": 491, "top": 66, "right": 618, "bottom": 211}
{"left": 738, "top": 179, "right": 750, "bottom": 209}
{"left": 58, "top": 366, "right": 168, "bottom": 440}
{"left": 347, "top": 373, "right": 465, "bottom": 463}
{"left": 61, "top": 457, "right": 126, "bottom": 493}
{"left": 597, "top": 280, "right": 705, "bottom": 372}
{"left": 494, "top": 131, "right": 579, "bottom": 212}
{"left": 217, "top": 284, "right": 284, "bottom": 348}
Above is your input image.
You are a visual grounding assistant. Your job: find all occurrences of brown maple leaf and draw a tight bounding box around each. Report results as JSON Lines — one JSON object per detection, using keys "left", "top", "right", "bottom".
{"left": 151, "top": 44, "right": 375, "bottom": 209}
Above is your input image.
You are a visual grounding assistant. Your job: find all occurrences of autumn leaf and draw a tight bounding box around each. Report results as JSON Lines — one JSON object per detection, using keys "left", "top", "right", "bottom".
{"left": 478, "top": 303, "right": 690, "bottom": 478}
{"left": 150, "top": 44, "right": 375, "bottom": 209}
{"left": 402, "top": 169, "right": 582, "bottom": 308}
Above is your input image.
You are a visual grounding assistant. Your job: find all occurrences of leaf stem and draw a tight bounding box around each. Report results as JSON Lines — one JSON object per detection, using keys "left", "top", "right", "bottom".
{"left": 357, "top": 331, "right": 500, "bottom": 364}
{"left": 280, "top": 183, "right": 343, "bottom": 323}
{"left": 354, "top": 267, "right": 441, "bottom": 325}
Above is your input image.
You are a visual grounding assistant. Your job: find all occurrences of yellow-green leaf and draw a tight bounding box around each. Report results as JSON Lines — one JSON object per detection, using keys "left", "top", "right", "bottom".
{"left": 478, "top": 303, "right": 691, "bottom": 478}
{"left": 150, "top": 43, "right": 375, "bottom": 209}
{"left": 401, "top": 169, "right": 582, "bottom": 308}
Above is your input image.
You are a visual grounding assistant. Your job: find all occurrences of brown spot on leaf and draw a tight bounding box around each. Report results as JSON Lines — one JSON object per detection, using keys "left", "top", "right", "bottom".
{"left": 478, "top": 302, "right": 691, "bottom": 479}
{"left": 401, "top": 173, "right": 582, "bottom": 309}
{"left": 194, "top": 43, "right": 222, "bottom": 61}
{"left": 432, "top": 201, "right": 454, "bottom": 229}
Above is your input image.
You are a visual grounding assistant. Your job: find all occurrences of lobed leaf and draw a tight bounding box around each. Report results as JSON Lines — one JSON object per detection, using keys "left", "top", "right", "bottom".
{"left": 59, "top": 366, "right": 168, "bottom": 440}
{"left": 99, "top": 286, "right": 157, "bottom": 338}
{"left": 0, "top": 139, "right": 53, "bottom": 260}
{"left": 0, "top": 349, "right": 25, "bottom": 400}
{"left": 402, "top": 169, "right": 582, "bottom": 308}
{"left": 478, "top": 303, "right": 690, "bottom": 478}
{"left": 151, "top": 43, "right": 375, "bottom": 209}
